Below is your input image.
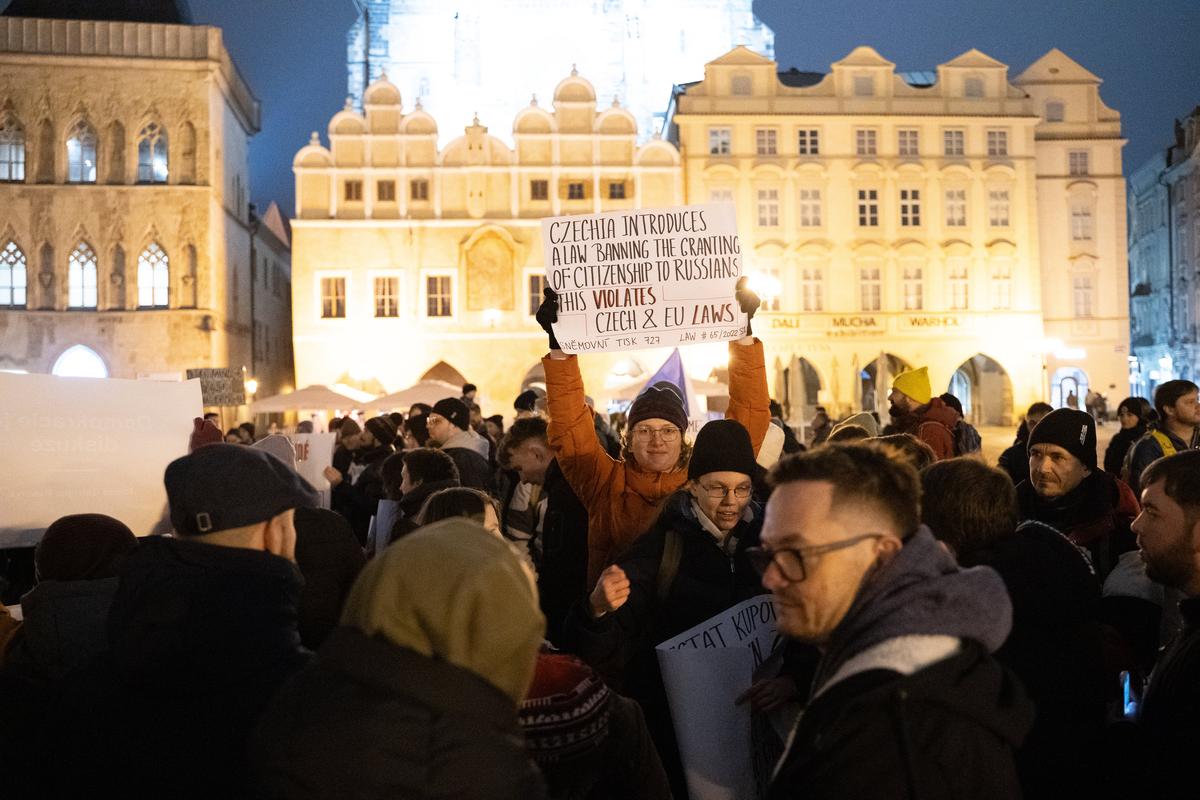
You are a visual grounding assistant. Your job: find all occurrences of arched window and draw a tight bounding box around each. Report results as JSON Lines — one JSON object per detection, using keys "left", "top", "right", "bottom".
{"left": 68, "top": 241, "right": 98, "bottom": 308}
{"left": 0, "top": 240, "right": 27, "bottom": 307}
{"left": 138, "top": 242, "right": 169, "bottom": 308}
{"left": 66, "top": 119, "right": 98, "bottom": 183}
{"left": 0, "top": 114, "right": 25, "bottom": 182}
{"left": 52, "top": 345, "right": 108, "bottom": 378}
{"left": 137, "top": 122, "right": 168, "bottom": 183}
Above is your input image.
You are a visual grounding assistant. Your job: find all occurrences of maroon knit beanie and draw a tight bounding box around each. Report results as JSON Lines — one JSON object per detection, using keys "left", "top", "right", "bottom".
{"left": 519, "top": 653, "right": 612, "bottom": 764}
{"left": 36, "top": 514, "right": 138, "bottom": 582}
{"left": 189, "top": 417, "right": 224, "bottom": 452}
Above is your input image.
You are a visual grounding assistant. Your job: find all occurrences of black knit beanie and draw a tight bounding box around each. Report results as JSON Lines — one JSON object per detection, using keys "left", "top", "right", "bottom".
{"left": 628, "top": 381, "right": 688, "bottom": 433}
{"left": 432, "top": 397, "right": 471, "bottom": 431}
{"left": 364, "top": 416, "right": 399, "bottom": 447}
{"left": 1027, "top": 408, "right": 1097, "bottom": 471}
{"left": 688, "top": 419, "right": 757, "bottom": 479}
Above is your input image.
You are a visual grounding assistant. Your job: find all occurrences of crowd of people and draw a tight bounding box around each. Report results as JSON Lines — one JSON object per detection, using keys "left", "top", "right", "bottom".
{"left": 1, "top": 281, "right": 1199, "bottom": 799}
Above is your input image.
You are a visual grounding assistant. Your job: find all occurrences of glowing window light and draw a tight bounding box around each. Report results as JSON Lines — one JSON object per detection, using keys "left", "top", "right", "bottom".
{"left": 52, "top": 345, "right": 108, "bottom": 378}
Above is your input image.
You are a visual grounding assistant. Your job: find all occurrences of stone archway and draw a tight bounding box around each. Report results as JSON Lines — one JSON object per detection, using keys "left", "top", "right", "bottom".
{"left": 948, "top": 354, "right": 1014, "bottom": 426}
{"left": 1051, "top": 366, "right": 1089, "bottom": 410}
{"left": 421, "top": 360, "right": 467, "bottom": 386}
{"left": 784, "top": 356, "right": 822, "bottom": 420}
{"left": 861, "top": 353, "right": 911, "bottom": 414}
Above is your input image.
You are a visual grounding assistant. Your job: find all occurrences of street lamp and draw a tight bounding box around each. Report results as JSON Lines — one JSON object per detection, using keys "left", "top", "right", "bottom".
{"left": 244, "top": 377, "right": 259, "bottom": 396}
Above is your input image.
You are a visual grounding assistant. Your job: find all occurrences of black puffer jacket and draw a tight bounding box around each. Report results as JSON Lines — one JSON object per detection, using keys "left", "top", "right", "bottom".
{"left": 963, "top": 521, "right": 1107, "bottom": 799}
{"left": 38, "top": 536, "right": 309, "bottom": 798}
{"left": 769, "top": 641, "right": 1031, "bottom": 800}
{"left": 253, "top": 627, "right": 545, "bottom": 800}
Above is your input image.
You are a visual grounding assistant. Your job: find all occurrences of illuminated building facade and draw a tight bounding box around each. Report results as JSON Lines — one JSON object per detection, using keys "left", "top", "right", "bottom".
{"left": 346, "top": 0, "right": 773, "bottom": 142}
{"left": 295, "top": 47, "right": 1129, "bottom": 422}
{"left": 0, "top": 3, "right": 292, "bottom": 400}
{"left": 1128, "top": 107, "right": 1200, "bottom": 397}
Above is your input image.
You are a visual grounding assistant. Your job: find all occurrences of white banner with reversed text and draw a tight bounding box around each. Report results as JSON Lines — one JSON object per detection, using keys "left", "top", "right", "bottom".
{"left": 292, "top": 433, "right": 335, "bottom": 509}
{"left": 541, "top": 203, "right": 746, "bottom": 353}
{"left": 0, "top": 372, "right": 202, "bottom": 547}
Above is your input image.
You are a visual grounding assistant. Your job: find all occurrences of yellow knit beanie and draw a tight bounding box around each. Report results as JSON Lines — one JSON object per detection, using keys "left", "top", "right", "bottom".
{"left": 892, "top": 366, "right": 932, "bottom": 405}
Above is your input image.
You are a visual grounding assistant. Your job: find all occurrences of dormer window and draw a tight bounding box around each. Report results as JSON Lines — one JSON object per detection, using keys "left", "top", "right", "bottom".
{"left": 964, "top": 77, "right": 984, "bottom": 97}
{"left": 853, "top": 75, "right": 874, "bottom": 97}
{"left": 1045, "top": 101, "right": 1065, "bottom": 122}
{"left": 731, "top": 75, "right": 752, "bottom": 95}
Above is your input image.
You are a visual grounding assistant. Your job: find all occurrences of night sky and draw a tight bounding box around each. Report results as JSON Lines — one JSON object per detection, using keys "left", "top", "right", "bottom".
{"left": 6, "top": 0, "right": 1197, "bottom": 213}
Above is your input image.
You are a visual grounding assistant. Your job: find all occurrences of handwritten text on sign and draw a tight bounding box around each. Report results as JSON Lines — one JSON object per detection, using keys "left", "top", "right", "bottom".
{"left": 541, "top": 203, "right": 746, "bottom": 353}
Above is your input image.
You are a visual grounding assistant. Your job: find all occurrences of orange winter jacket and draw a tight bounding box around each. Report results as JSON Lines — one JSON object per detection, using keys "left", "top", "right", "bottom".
{"left": 544, "top": 339, "right": 770, "bottom": 585}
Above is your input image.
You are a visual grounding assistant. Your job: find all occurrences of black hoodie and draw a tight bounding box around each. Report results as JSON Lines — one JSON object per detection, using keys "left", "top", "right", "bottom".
{"left": 38, "top": 536, "right": 308, "bottom": 798}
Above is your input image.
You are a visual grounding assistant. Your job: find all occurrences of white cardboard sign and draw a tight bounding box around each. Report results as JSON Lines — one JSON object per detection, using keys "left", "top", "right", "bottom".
{"left": 656, "top": 594, "right": 784, "bottom": 800}
{"left": 0, "top": 372, "right": 203, "bottom": 547}
{"left": 541, "top": 203, "right": 746, "bottom": 353}
{"left": 292, "top": 433, "right": 335, "bottom": 509}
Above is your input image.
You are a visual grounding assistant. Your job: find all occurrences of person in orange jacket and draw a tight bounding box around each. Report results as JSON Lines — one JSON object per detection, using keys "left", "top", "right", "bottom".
{"left": 535, "top": 278, "right": 770, "bottom": 585}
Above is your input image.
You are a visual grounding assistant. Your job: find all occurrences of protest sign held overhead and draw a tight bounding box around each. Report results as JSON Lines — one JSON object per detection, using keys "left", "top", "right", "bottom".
{"left": 185, "top": 367, "right": 246, "bottom": 407}
{"left": 541, "top": 203, "right": 746, "bottom": 353}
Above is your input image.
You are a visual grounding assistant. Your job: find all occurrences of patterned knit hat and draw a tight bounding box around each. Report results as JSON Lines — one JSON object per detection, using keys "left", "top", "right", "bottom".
{"left": 519, "top": 652, "right": 612, "bottom": 764}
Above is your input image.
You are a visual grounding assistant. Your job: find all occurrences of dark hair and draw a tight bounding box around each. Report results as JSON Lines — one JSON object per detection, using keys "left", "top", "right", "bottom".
{"left": 329, "top": 417, "right": 345, "bottom": 432}
{"left": 871, "top": 433, "right": 937, "bottom": 472}
{"left": 388, "top": 412, "right": 404, "bottom": 428}
{"left": 486, "top": 413, "right": 504, "bottom": 428}
{"left": 401, "top": 447, "right": 459, "bottom": 486}
{"left": 1154, "top": 380, "right": 1199, "bottom": 424}
{"left": 1140, "top": 450, "right": 1200, "bottom": 521}
{"left": 1117, "top": 396, "right": 1151, "bottom": 424}
{"left": 203, "top": 412, "right": 220, "bottom": 421}
{"left": 418, "top": 487, "right": 500, "bottom": 527}
{"left": 827, "top": 424, "right": 870, "bottom": 443}
{"left": 238, "top": 422, "right": 256, "bottom": 437}
{"left": 504, "top": 416, "right": 549, "bottom": 450}
{"left": 462, "top": 383, "right": 477, "bottom": 394}
{"left": 225, "top": 428, "right": 241, "bottom": 439}
{"left": 769, "top": 399, "right": 784, "bottom": 418}
{"left": 939, "top": 393, "right": 964, "bottom": 418}
{"left": 920, "top": 459, "right": 1017, "bottom": 562}
{"left": 408, "top": 402, "right": 432, "bottom": 418}
{"left": 404, "top": 415, "right": 430, "bottom": 446}
{"left": 380, "top": 452, "right": 406, "bottom": 501}
{"left": 468, "top": 401, "right": 482, "bottom": 414}
{"left": 1027, "top": 402, "right": 1053, "bottom": 419}
{"left": 768, "top": 444, "right": 921, "bottom": 538}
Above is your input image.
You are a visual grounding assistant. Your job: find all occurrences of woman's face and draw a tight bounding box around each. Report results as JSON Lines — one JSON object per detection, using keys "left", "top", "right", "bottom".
{"left": 1118, "top": 407, "right": 1140, "bottom": 430}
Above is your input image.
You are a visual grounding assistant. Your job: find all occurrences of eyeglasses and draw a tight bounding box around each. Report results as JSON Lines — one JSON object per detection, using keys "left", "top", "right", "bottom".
{"left": 699, "top": 482, "right": 752, "bottom": 501}
{"left": 745, "top": 533, "right": 884, "bottom": 583}
{"left": 631, "top": 425, "right": 681, "bottom": 442}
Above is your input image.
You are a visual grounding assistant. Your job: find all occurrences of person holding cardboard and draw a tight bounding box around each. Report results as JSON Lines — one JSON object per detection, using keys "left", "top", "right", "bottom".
{"left": 535, "top": 278, "right": 770, "bottom": 587}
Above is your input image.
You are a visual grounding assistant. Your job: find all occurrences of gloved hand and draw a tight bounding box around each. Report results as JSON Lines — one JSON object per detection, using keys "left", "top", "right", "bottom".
{"left": 735, "top": 276, "right": 760, "bottom": 337}
{"left": 535, "top": 286, "right": 561, "bottom": 351}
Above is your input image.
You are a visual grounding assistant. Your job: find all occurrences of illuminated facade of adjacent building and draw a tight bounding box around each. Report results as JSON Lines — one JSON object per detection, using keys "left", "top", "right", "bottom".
{"left": 291, "top": 71, "right": 682, "bottom": 401}
{"left": 295, "top": 47, "right": 1130, "bottom": 422}
{"left": 1128, "top": 106, "right": 1200, "bottom": 397}
{"left": 0, "top": 3, "right": 293, "bottom": 400}
{"left": 346, "top": 0, "right": 773, "bottom": 142}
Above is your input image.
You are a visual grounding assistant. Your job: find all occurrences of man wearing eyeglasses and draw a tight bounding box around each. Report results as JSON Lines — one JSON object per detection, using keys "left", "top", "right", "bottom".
{"left": 536, "top": 278, "right": 770, "bottom": 588}
{"left": 757, "top": 444, "right": 1033, "bottom": 800}
{"left": 561, "top": 418, "right": 769, "bottom": 799}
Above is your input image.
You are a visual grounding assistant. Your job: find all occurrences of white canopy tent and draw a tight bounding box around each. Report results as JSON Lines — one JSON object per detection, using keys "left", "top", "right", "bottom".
{"left": 250, "top": 384, "right": 366, "bottom": 413}
{"left": 609, "top": 378, "right": 729, "bottom": 402}
{"left": 363, "top": 380, "right": 463, "bottom": 412}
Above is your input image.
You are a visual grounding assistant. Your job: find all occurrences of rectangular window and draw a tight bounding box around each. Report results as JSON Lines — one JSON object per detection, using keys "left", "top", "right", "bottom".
{"left": 798, "top": 188, "right": 822, "bottom": 227}
{"left": 373, "top": 276, "right": 399, "bottom": 318}
{"left": 411, "top": 178, "right": 430, "bottom": 201}
{"left": 988, "top": 190, "right": 1010, "bottom": 227}
{"left": 530, "top": 179, "right": 548, "bottom": 200}
{"left": 755, "top": 128, "right": 777, "bottom": 156}
{"left": 797, "top": 129, "right": 820, "bottom": 155}
{"left": 987, "top": 130, "right": 1008, "bottom": 157}
{"left": 948, "top": 259, "right": 969, "bottom": 310}
{"left": 853, "top": 75, "right": 875, "bottom": 96}
{"left": 900, "top": 188, "right": 921, "bottom": 227}
{"left": 426, "top": 275, "right": 452, "bottom": 317}
{"left": 1046, "top": 101, "right": 1065, "bottom": 122}
{"left": 528, "top": 274, "right": 547, "bottom": 316}
{"left": 567, "top": 182, "right": 586, "bottom": 200}
{"left": 964, "top": 77, "right": 984, "bottom": 98}
{"left": 709, "top": 187, "right": 733, "bottom": 204}
{"left": 757, "top": 189, "right": 779, "bottom": 227}
{"left": 855, "top": 129, "right": 877, "bottom": 156}
{"left": 898, "top": 129, "right": 920, "bottom": 157}
{"left": 1073, "top": 274, "right": 1093, "bottom": 317}
{"left": 945, "top": 189, "right": 967, "bottom": 227}
{"left": 943, "top": 130, "right": 965, "bottom": 157}
{"left": 762, "top": 269, "right": 781, "bottom": 311}
{"left": 800, "top": 268, "right": 823, "bottom": 311}
{"left": 320, "top": 277, "right": 346, "bottom": 319}
{"left": 344, "top": 180, "right": 363, "bottom": 202}
{"left": 902, "top": 266, "right": 924, "bottom": 310}
{"left": 991, "top": 260, "right": 1012, "bottom": 310}
{"left": 857, "top": 189, "right": 879, "bottom": 227}
{"left": 0, "top": 134, "right": 24, "bottom": 182}
{"left": 1069, "top": 150, "right": 1090, "bottom": 176}
{"left": 608, "top": 181, "right": 627, "bottom": 200}
{"left": 859, "top": 266, "right": 882, "bottom": 312}
{"left": 1071, "top": 205, "right": 1094, "bottom": 240}
{"left": 708, "top": 127, "right": 732, "bottom": 156}
{"left": 731, "top": 75, "right": 752, "bottom": 95}
{"left": 377, "top": 180, "right": 395, "bottom": 202}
